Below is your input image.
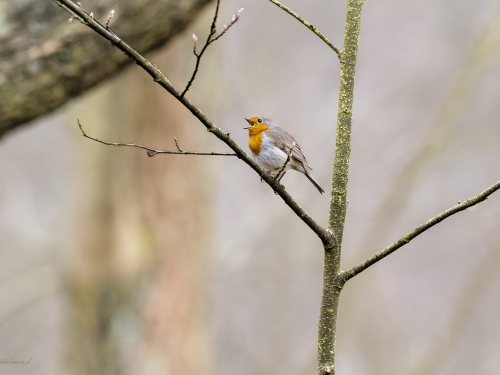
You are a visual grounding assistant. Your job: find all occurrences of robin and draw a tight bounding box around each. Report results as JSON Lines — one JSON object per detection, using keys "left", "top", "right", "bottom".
{"left": 244, "top": 116, "right": 325, "bottom": 194}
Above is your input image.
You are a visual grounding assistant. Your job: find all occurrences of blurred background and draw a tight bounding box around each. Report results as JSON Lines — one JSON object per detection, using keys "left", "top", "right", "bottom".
{"left": 1, "top": 0, "right": 500, "bottom": 374}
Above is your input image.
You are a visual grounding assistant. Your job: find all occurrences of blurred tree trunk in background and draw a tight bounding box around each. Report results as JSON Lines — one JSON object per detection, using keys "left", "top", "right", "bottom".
{"left": 64, "top": 37, "right": 213, "bottom": 374}
{"left": 2, "top": 1, "right": 500, "bottom": 375}
{"left": 0, "top": 0, "right": 212, "bottom": 138}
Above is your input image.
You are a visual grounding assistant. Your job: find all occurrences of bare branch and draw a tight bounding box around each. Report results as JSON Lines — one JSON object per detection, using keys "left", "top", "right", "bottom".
{"left": 267, "top": 0, "right": 341, "bottom": 58}
{"left": 77, "top": 120, "right": 236, "bottom": 157}
{"left": 180, "top": 1, "right": 244, "bottom": 98}
{"left": 1, "top": 0, "right": 211, "bottom": 137}
{"left": 211, "top": 8, "right": 244, "bottom": 43}
{"left": 174, "top": 137, "right": 183, "bottom": 152}
{"left": 54, "top": 0, "right": 119, "bottom": 37}
{"left": 53, "top": 0, "right": 333, "bottom": 245}
{"left": 340, "top": 180, "right": 500, "bottom": 282}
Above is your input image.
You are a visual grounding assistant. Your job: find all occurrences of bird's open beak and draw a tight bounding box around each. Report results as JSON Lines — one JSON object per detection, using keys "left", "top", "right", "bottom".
{"left": 243, "top": 117, "right": 251, "bottom": 129}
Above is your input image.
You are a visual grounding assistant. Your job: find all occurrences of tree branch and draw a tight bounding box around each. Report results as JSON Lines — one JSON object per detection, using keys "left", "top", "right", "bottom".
{"left": 0, "top": 0, "right": 212, "bottom": 139}
{"left": 53, "top": 0, "right": 333, "bottom": 246}
{"left": 77, "top": 120, "right": 237, "bottom": 157}
{"left": 318, "top": 0, "right": 364, "bottom": 374}
{"left": 180, "top": 1, "right": 244, "bottom": 98}
{"left": 340, "top": 180, "right": 500, "bottom": 282}
{"left": 267, "top": 0, "right": 341, "bottom": 58}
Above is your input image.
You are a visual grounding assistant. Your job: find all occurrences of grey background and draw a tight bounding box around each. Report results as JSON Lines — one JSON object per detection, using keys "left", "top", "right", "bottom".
{"left": 1, "top": 0, "right": 500, "bottom": 374}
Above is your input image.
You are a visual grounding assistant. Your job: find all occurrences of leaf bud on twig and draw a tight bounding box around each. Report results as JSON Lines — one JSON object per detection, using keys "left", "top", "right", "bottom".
{"left": 106, "top": 10, "right": 115, "bottom": 28}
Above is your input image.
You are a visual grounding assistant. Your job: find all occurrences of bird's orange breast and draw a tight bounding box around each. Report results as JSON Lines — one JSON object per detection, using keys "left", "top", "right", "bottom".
{"left": 247, "top": 124, "right": 270, "bottom": 155}
{"left": 248, "top": 133, "right": 263, "bottom": 155}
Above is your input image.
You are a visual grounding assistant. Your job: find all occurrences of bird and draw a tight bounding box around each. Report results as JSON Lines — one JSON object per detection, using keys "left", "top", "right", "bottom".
{"left": 244, "top": 116, "right": 325, "bottom": 194}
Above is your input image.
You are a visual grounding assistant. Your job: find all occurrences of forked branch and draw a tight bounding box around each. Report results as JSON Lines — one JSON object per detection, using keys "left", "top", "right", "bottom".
{"left": 181, "top": 0, "right": 244, "bottom": 98}
{"left": 77, "top": 120, "right": 237, "bottom": 157}
{"left": 53, "top": 0, "right": 333, "bottom": 245}
{"left": 52, "top": 2, "right": 500, "bottom": 375}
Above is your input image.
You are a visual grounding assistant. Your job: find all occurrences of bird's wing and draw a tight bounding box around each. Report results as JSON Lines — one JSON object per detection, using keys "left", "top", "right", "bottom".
{"left": 266, "top": 127, "right": 313, "bottom": 171}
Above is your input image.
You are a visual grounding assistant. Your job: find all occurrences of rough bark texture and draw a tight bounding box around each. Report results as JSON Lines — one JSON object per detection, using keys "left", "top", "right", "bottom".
{"left": 0, "top": 0, "right": 212, "bottom": 139}
{"left": 318, "top": 1, "right": 365, "bottom": 374}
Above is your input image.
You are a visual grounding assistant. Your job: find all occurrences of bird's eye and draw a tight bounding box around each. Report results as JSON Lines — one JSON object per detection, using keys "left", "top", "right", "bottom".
{"left": 257, "top": 118, "right": 262, "bottom": 123}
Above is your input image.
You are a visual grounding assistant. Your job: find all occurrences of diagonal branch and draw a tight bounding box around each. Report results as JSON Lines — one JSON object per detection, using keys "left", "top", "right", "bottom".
{"left": 340, "top": 180, "right": 500, "bottom": 282}
{"left": 267, "top": 0, "right": 341, "bottom": 58}
{"left": 53, "top": 0, "right": 334, "bottom": 245}
{"left": 78, "top": 120, "right": 237, "bottom": 157}
{"left": 180, "top": 0, "right": 244, "bottom": 98}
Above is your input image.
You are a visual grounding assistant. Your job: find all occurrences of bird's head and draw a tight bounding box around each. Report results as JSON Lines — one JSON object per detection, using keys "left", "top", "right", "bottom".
{"left": 244, "top": 116, "right": 273, "bottom": 136}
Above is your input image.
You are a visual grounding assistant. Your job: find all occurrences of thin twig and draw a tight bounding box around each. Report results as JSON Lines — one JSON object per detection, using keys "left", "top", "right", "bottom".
{"left": 77, "top": 120, "right": 237, "bottom": 157}
{"left": 53, "top": 0, "right": 334, "bottom": 245}
{"left": 180, "top": 1, "right": 243, "bottom": 98}
{"left": 54, "top": 0, "right": 119, "bottom": 37}
{"left": 340, "top": 180, "right": 500, "bottom": 282}
{"left": 274, "top": 141, "right": 295, "bottom": 182}
{"left": 173, "top": 137, "right": 183, "bottom": 152}
{"left": 267, "top": 0, "right": 341, "bottom": 58}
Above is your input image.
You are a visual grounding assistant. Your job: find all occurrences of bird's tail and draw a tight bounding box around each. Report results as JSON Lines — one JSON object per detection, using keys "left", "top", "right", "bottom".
{"left": 305, "top": 172, "right": 325, "bottom": 195}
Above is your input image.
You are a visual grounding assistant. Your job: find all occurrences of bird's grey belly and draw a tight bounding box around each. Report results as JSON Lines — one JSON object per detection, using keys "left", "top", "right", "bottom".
{"left": 257, "top": 143, "right": 288, "bottom": 172}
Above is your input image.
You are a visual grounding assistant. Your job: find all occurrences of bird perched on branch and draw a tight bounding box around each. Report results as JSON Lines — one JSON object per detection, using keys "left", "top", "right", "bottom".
{"left": 244, "top": 116, "right": 325, "bottom": 194}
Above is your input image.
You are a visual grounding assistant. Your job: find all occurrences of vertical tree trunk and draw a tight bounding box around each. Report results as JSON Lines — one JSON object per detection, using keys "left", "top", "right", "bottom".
{"left": 319, "top": 1, "right": 365, "bottom": 374}
{"left": 64, "top": 42, "right": 212, "bottom": 374}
